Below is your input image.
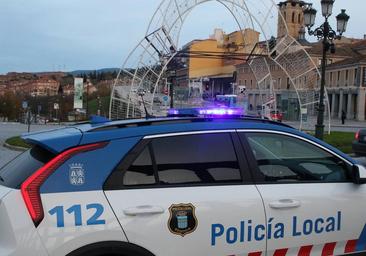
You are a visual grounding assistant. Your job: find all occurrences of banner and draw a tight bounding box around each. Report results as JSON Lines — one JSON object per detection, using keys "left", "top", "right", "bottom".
{"left": 74, "top": 77, "right": 84, "bottom": 109}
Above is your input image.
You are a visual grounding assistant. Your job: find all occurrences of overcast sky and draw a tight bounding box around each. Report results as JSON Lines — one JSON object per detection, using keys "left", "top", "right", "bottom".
{"left": 0, "top": 0, "right": 364, "bottom": 74}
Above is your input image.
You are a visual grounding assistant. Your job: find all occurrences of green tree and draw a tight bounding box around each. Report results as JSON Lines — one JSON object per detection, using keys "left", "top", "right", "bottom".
{"left": 0, "top": 91, "right": 21, "bottom": 121}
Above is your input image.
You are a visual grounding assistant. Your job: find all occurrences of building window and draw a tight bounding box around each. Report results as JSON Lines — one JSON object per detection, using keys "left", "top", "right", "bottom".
{"left": 284, "top": 12, "right": 287, "bottom": 21}
{"left": 355, "top": 68, "right": 358, "bottom": 86}
{"left": 292, "top": 12, "right": 295, "bottom": 23}
{"left": 287, "top": 78, "right": 290, "bottom": 90}
{"left": 244, "top": 80, "right": 247, "bottom": 86}
{"left": 329, "top": 72, "right": 333, "bottom": 87}
{"left": 338, "top": 71, "right": 341, "bottom": 82}
{"left": 298, "top": 14, "right": 301, "bottom": 23}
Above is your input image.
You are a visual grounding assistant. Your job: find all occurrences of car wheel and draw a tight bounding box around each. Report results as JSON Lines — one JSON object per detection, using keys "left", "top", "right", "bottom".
{"left": 68, "top": 242, "right": 155, "bottom": 256}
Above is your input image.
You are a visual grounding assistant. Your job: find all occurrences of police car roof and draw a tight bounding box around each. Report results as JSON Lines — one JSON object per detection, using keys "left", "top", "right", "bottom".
{"left": 20, "top": 116, "right": 355, "bottom": 165}
{"left": 21, "top": 117, "right": 288, "bottom": 152}
{"left": 80, "top": 117, "right": 296, "bottom": 145}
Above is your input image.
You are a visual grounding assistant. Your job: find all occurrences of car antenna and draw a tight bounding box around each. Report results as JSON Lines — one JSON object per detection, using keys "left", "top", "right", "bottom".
{"left": 137, "top": 89, "right": 154, "bottom": 119}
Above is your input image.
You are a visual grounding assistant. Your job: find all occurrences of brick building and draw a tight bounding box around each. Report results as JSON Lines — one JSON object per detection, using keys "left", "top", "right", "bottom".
{"left": 235, "top": 0, "right": 366, "bottom": 121}
{"left": 325, "top": 41, "right": 366, "bottom": 121}
{"left": 28, "top": 79, "right": 60, "bottom": 97}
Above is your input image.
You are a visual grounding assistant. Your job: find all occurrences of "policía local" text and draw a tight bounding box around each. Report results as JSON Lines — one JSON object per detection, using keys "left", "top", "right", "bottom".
{"left": 211, "top": 211, "right": 341, "bottom": 246}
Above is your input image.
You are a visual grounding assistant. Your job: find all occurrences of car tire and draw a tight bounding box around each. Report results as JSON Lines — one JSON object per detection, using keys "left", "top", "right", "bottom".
{"left": 67, "top": 241, "right": 155, "bottom": 256}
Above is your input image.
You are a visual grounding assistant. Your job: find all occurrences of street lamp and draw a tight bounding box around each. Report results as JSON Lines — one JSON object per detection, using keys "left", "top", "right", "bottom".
{"left": 303, "top": 1, "right": 350, "bottom": 140}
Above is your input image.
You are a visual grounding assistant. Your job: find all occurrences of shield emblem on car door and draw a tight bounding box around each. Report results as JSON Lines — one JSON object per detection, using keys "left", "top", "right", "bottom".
{"left": 168, "top": 203, "right": 198, "bottom": 237}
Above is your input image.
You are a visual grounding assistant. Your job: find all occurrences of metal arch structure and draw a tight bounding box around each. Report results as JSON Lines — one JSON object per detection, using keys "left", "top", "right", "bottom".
{"left": 109, "top": 0, "right": 331, "bottom": 132}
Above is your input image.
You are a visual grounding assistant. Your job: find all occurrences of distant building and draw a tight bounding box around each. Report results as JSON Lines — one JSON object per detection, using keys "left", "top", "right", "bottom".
{"left": 234, "top": 0, "right": 366, "bottom": 121}
{"left": 277, "top": 0, "right": 307, "bottom": 39}
{"left": 179, "top": 28, "right": 260, "bottom": 96}
{"left": 325, "top": 41, "right": 366, "bottom": 121}
{"left": 62, "top": 84, "right": 75, "bottom": 96}
{"left": 0, "top": 72, "right": 63, "bottom": 97}
{"left": 26, "top": 79, "right": 60, "bottom": 97}
{"left": 0, "top": 84, "right": 6, "bottom": 96}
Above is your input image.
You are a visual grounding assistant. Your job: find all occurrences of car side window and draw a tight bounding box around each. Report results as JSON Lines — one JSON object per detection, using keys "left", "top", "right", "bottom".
{"left": 244, "top": 133, "right": 351, "bottom": 183}
{"left": 151, "top": 133, "right": 242, "bottom": 185}
{"left": 123, "top": 146, "right": 156, "bottom": 186}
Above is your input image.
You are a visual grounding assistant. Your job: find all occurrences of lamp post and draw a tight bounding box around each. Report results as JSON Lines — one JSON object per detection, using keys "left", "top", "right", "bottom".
{"left": 303, "top": 0, "right": 350, "bottom": 140}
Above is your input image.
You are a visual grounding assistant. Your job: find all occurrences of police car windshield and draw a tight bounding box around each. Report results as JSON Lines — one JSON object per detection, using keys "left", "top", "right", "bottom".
{"left": 0, "top": 145, "right": 55, "bottom": 188}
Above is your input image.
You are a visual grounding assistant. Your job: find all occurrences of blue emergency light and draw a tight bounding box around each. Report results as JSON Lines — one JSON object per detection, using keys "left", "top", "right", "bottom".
{"left": 167, "top": 107, "right": 244, "bottom": 117}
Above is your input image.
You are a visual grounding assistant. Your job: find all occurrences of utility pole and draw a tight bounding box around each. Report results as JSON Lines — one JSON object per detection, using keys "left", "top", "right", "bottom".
{"left": 27, "top": 107, "right": 31, "bottom": 133}
{"left": 86, "top": 81, "right": 89, "bottom": 118}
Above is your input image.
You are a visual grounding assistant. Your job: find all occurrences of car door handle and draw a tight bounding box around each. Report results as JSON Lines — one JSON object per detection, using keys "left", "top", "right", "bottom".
{"left": 269, "top": 199, "right": 301, "bottom": 209}
{"left": 123, "top": 205, "right": 165, "bottom": 216}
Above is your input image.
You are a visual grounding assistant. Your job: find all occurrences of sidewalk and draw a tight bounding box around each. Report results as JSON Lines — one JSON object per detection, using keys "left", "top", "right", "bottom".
{"left": 329, "top": 118, "right": 366, "bottom": 129}
{"left": 285, "top": 117, "right": 366, "bottom": 132}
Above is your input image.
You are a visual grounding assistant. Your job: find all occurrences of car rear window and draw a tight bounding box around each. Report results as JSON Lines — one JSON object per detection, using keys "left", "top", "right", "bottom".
{"left": 0, "top": 145, "right": 55, "bottom": 188}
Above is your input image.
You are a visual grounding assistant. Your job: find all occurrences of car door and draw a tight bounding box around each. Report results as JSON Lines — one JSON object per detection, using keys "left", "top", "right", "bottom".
{"left": 104, "top": 131, "right": 266, "bottom": 256}
{"left": 239, "top": 130, "right": 366, "bottom": 256}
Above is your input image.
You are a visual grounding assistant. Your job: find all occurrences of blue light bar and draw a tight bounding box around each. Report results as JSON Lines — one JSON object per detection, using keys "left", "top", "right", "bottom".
{"left": 167, "top": 107, "right": 244, "bottom": 117}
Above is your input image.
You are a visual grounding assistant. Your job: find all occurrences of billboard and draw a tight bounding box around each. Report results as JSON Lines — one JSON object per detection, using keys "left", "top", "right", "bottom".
{"left": 74, "top": 77, "right": 84, "bottom": 109}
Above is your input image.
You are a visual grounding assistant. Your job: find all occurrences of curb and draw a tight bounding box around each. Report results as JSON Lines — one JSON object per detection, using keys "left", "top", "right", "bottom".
{"left": 3, "top": 142, "right": 28, "bottom": 152}
{"left": 331, "top": 125, "right": 364, "bottom": 129}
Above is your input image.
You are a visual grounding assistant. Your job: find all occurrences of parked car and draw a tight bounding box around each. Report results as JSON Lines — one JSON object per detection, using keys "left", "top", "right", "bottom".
{"left": 153, "top": 96, "right": 162, "bottom": 104}
{"left": 270, "top": 110, "right": 283, "bottom": 122}
{"left": 1, "top": 107, "right": 366, "bottom": 256}
{"left": 353, "top": 129, "right": 366, "bottom": 156}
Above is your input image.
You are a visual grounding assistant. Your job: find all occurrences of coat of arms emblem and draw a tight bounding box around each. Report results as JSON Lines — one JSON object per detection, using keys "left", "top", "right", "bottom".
{"left": 69, "top": 163, "right": 85, "bottom": 186}
{"left": 168, "top": 203, "right": 197, "bottom": 237}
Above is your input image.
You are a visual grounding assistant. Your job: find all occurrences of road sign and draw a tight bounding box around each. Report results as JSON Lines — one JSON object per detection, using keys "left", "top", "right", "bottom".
{"left": 162, "top": 96, "right": 169, "bottom": 102}
{"left": 22, "top": 101, "right": 28, "bottom": 109}
{"left": 54, "top": 103, "right": 59, "bottom": 110}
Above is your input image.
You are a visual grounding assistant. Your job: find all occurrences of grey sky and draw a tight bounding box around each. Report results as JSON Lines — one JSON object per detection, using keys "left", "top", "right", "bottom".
{"left": 0, "top": 0, "right": 364, "bottom": 74}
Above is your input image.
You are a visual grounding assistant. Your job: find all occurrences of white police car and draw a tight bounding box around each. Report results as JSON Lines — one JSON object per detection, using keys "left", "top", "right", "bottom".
{"left": 0, "top": 108, "right": 366, "bottom": 256}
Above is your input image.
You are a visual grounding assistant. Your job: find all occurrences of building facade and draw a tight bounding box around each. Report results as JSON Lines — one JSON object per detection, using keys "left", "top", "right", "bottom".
{"left": 325, "top": 43, "right": 366, "bottom": 121}
{"left": 180, "top": 28, "right": 260, "bottom": 97}
{"left": 235, "top": 0, "right": 366, "bottom": 121}
{"left": 277, "top": 0, "right": 307, "bottom": 39}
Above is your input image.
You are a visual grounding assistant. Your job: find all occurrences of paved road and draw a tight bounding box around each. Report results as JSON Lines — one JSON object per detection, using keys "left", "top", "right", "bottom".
{"left": 0, "top": 123, "right": 63, "bottom": 168}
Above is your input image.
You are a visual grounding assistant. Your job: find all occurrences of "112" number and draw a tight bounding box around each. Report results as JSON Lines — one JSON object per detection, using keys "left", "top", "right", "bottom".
{"left": 48, "top": 203, "right": 105, "bottom": 227}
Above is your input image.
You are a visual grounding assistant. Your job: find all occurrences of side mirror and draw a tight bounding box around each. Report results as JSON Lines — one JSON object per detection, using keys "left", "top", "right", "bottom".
{"left": 353, "top": 164, "right": 366, "bottom": 184}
